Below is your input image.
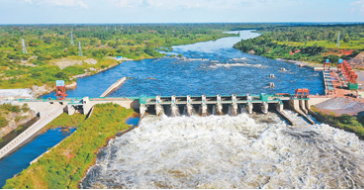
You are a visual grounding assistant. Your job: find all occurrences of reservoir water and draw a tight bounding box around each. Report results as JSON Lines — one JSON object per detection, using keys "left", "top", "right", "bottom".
{"left": 42, "top": 30, "right": 324, "bottom": 98}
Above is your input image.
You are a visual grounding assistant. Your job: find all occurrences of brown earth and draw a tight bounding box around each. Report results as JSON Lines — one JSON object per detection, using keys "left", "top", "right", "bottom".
{"left": 314, "top": 97, "right": 364, "bottom": 116}
{"left": 350, "top": 52, "right": 364, "bottom": 69}
{"left": 51, "top": 58, "right": 97, "bottom": 69}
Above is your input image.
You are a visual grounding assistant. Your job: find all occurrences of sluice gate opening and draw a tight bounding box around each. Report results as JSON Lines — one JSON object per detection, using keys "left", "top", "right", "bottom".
{"left": 139, "top": 93, "right": 314, "bottom": 126}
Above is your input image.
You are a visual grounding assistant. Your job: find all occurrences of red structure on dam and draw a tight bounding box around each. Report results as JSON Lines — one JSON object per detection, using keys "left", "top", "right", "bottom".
{"left": 55, "top": 80, "right": 68, "bottom": 100}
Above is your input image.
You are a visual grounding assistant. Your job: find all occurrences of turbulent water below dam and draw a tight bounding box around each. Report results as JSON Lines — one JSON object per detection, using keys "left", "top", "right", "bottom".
{"left": 82, "top": 112, "right": 364, "bottom": 189}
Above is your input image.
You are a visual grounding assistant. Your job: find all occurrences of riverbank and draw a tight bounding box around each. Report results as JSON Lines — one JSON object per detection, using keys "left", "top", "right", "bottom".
{"left": 276, "top": 58, "right": 325, "bottom": 71}
{"left": 3, "top": 103, "right": 134, "bottom": 189}
{"left": 233, "top": 24, "right": 364, "bottom": 65}
{"left": 311, "top": 97, "right": 364, "bottom": 138}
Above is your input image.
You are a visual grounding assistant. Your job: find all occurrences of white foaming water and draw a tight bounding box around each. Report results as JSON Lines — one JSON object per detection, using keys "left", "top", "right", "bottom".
{"left": 82, "top": 113, "right": 364, "bottom": 189}
{"left": 209, "top": 63, "right": 266, "bottom": 69}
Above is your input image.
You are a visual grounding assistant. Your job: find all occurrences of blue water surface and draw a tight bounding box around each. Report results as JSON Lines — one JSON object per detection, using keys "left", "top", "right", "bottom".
{"left": 41, "top": 30, "right": 324, "bottom": 99}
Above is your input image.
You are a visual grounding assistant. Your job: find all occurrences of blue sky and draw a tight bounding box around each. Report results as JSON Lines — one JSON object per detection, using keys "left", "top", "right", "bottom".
{"left": 0, "top": 0, "right": 364, "bottom": 24}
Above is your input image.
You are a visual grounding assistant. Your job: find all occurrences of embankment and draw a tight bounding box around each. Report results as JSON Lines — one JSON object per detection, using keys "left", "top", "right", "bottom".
{"left": 3, "top": 103, "right": 134, "bottom": 189}
{"left": 311, "top": 105, "right": 364, "bottom": 139}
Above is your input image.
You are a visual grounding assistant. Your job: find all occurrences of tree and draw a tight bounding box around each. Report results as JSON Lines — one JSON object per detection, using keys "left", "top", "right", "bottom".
{"left": 55, "top": 72, "right": 69, "bottom": 80}
{"left": 0, "top": 115, "right": 9, "bottom": 128}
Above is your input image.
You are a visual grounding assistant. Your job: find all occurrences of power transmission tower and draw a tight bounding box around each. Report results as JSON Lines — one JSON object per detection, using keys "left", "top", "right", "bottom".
{"left": 337, "top": 31, "right": 341, "bottom": 47}
{"left": 78, "top": 41, "right": 83, "bottom": 56}
{"left": 22, "top": 38, "right": 27, "bottom": 54}
{"left": 70, "top": 31, "right": 74, "bottom": 46}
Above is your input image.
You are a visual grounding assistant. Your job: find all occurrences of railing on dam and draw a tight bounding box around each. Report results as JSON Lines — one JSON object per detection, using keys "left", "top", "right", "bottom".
{"left": 8, "top": 94, "right": 309, "bottom": 104}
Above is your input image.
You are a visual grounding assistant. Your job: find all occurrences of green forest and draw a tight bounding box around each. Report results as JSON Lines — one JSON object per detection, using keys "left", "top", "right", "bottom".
{"left": 234, "top": 24, "right": 364, "bottom": 64}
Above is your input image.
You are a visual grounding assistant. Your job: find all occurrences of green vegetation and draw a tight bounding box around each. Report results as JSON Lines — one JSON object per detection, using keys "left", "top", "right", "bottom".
{"left": 234, "top": 24, "right": 364, "bottom": 63}
{"left": 312, "top": 107, "right": 364, "bottom": 138}
{"left": 42, "top": 113, "right": 86, "bottom": 131}
{"left": 0, "top": 115, "right": 8, "bottom": 128}
{"left": 4, "top": 23, "right": 363, "bottom": 89}
{"left": 0, "top": 23, "right": 300, "bottom": 89}
{"left": 0, "top": 103, "right": 30, "bottom": 129}
{"left": 0, "top": 24, "right": 241, "bottom": 89}
{"left": 3, "top": 103, "right": 134, "bottom": 189}
{"left": 0, "top": 103, "right": 21, "bottom": 113}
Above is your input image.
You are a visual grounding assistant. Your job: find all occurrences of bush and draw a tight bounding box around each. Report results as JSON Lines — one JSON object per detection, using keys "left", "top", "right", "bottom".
{"left": 22, "top": 104, "right": 30, "bottom": 112}
{"left": 0, "top": 103, "right": 21, "bottom": 113}
{"left": 54, "top": 72, "right": 69, "bottom": 80}
{"left": 63, "top": 66, "right": 85, "bottom": 76}
{"left": 314, "top": 109, "right": 364, "bottom": 138}
{"left": 0, "top": 115, "right": 8, "bottom": 128}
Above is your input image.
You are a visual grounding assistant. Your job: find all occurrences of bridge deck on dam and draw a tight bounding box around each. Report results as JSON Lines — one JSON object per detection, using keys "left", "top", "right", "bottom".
{"left": 9, "top": 94, "right": 300, "bottom": 104}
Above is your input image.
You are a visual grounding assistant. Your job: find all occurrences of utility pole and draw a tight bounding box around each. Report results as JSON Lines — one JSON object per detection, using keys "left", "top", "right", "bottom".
{"left": 78, "top": 41, "right": 83, "bottom": 56}
{"left": 70, "top": 31, "right": 74, "bottom": 46}
{"left": 22, "top": 38, "right": 27, "bottom": 54}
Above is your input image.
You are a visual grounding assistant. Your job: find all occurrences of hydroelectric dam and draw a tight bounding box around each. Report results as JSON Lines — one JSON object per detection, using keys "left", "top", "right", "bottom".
{"left": 0, "top": 88, "right": 330, "bottom": 160}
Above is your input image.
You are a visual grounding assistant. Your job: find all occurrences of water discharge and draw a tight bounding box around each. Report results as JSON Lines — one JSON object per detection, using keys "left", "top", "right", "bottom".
{"left": 82, "top": 113, "right": 364, "bottom": 189}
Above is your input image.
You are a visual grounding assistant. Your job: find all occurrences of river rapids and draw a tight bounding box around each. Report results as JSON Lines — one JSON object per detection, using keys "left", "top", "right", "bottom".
{"left": 81, "top": 111, "right": 364, "bottom": 189}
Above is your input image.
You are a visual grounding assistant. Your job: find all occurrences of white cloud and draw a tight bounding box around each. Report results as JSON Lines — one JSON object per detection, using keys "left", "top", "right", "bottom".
{"left": 24, "top": 0, "right": 33, "bottom": 4}
{"left": 351, "top": 0, "right": 364, "bottom": 13}
{"left": 24, "top": 0, "right": 89, "bottom": 9}
{"left": 110, "top": 0, "right": 210, "bottom": 10}
{"left": 111, "top": 0, "right": 151, "bottom": 8}
{"left": 113, "top": 0, "right": 132, "bottom": 7}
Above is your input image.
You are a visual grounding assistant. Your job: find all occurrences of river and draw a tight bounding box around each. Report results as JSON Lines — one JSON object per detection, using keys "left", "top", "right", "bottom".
{"left": 76, "top": 31, "right": 364, "bottom": 188}
{"left": 42, "top": 30, "right": 324, "bottom": 98}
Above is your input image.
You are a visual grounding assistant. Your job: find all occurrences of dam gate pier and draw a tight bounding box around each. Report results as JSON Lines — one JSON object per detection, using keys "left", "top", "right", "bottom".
{"left": 139, "top": 90, "right": 323, "bottom": 126}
